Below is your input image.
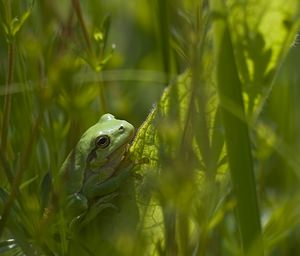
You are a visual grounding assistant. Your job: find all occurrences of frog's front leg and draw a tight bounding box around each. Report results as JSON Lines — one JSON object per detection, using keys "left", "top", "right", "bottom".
{"left": 71, "top": 164, "right": 133, "bottom": 227}
{"left": 78, "top": 193, "right": 119, "bottom": 227}
{"left": 82, "top": 164, "right": 133, "bottom": 199}
{"left": 74, "top": 170, "right": 129, "bottom": 228}
{"left": 64, "top": 192, "right": 88, "bottom": 224}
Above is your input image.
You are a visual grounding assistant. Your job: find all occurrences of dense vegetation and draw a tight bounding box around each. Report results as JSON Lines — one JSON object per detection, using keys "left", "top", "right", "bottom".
{"left": 1, "top": 0, "right": 300, "bottom": 255}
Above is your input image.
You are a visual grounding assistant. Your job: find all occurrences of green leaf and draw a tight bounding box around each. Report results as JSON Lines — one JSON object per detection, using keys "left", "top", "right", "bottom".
{"left": 39, "top": 172, "right": 52, "bottom": 212}
{"left": 10, "top": 10, "right": 31, "bottom": 37}
{"left": 130, "top": 70, "right": 227, "bottom": 254}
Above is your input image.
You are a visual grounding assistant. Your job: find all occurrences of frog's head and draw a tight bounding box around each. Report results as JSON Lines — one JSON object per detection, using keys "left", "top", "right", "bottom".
{"left": 78, "top": 113, "right": 135, "bottom": 170}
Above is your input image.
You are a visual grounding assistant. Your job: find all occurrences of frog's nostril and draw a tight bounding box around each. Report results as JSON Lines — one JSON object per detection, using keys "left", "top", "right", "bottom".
{"left": 119, "top": 125, "right": 124, "bottom": 132}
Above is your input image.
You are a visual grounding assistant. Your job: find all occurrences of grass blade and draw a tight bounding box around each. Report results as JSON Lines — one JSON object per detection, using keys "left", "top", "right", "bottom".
{"left": 210, "top": 0, "right": 263, "bottom": 254}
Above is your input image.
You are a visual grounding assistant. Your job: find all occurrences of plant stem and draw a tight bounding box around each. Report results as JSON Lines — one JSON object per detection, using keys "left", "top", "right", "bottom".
{"left": 71, "top": 0, "right": 107, "bottom": 113}
{"left": 1, "top": 42, "right": 14, "bottom": 152}
{"left": 154, "top": 0, "right": 174, "bottom": 83}
{"left": 71, "top": 0, "right": 92, "bottom": 52}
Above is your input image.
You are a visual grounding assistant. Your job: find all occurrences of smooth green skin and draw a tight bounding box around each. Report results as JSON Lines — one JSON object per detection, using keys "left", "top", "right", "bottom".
{"left": 57, "top": 113, "right": 135, "bottom": 226}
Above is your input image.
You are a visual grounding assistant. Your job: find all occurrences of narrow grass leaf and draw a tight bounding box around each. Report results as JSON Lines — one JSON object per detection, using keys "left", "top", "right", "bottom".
{"left": 211, "top": 0, "right": 263, "bottom": 254}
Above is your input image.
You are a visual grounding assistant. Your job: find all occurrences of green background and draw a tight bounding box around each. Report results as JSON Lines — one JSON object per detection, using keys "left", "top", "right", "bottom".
{"left": 1, "top": 0, "right": 300, "bottom": 255}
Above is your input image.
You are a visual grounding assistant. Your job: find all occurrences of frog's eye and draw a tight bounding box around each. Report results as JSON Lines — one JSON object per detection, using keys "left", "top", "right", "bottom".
{"left": 95, "top": 135, "right": 110, "bottom": 148}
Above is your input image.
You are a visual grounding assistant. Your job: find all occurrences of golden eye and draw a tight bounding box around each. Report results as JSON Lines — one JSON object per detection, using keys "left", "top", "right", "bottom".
{"left": 95, "top": 135, "right": 110, "bottom": 148}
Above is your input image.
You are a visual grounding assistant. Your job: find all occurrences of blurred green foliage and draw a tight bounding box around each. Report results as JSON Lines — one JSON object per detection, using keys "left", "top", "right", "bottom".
{"left": 1, "top": 0, "right": 300, "bottom": 255}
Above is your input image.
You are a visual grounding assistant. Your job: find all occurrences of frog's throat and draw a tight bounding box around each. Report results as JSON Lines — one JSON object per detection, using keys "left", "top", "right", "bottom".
{"left": 104, "top": 143, "right": 128, "bottom": 169}
{"left": 88, "top": 143, "right": 129, "bottom": 171}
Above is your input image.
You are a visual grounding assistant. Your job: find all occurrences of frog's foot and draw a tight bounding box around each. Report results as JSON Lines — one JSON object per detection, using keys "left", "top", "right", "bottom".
{"left": 79, "top": 192, "right": 119, "bottom": 227}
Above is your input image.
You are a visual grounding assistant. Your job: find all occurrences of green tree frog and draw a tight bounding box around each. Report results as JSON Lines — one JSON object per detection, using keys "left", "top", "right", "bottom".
{"left": 55, "top": 113, "right": 135, "bottom": 227}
